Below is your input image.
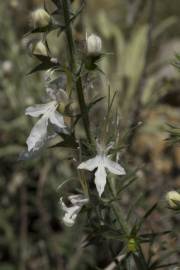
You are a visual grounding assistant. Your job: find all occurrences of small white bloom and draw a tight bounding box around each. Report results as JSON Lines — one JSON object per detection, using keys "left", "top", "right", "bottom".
{"left": 166, "top": 190, "right": 180, "bottom": 209}
{"left": 60, "top": 194, "right": 88, "bottom": 227}
{"left": 31, "top": 40, "right": 48, "bottom": 56}
{"left": 31, "top": 8, "right": 51, "bottom": 28}
{"left": 86, "top": 34, "right": 102, "bottom": 56}
{"left": 78, "top": 144, "right": 126, "bottom": 197}
{"left": 25, "top": 90, "right": 68, "bottom": 152}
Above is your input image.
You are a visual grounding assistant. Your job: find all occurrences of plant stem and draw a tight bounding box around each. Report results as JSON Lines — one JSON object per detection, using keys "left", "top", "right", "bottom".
{"left": 107, "top": 178, "right": 129, "bottom": 235}
{"left": 61, "top": 0, "right": 75, "bottom": 71}
{"left": 61, "top": 0, "right": 92, "bottom": 143}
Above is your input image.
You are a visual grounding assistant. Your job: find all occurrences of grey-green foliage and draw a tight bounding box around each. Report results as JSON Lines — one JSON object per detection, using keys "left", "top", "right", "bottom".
{"left": 1, "top": 0, "right": 180, "bottom": 269}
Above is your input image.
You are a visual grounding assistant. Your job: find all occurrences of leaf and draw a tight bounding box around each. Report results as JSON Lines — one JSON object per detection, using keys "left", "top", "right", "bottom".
{"left": 133, "top": 251, "right": 148, "bottom": 270}
{"left": 137, "top": 203, "right": 158, "bottom": 231}
{"left": 88, "top": 96, "right": 105, "bottom": 110}
{"left": 154, "top": 262, "right": 177, "bottom": 269}
{"left": 172, "top": 53, "right": 180, "bottom": 71}
{"left": 27, "top": 60, "right": 59, "bottom": 75}
{"left": 140, "top": 230, "right": 171, "bottom": 241}
{"left": 27, "top": 63, "right": 53, "bottom": 74}
{"left": 166, "top": 123, "right": 180, "bottom": 145}
{"left": 57, "top": 178, "right": 74, "bottom": 190}
{"left": 25, "top": 24, "right": 59, "bottom": 36}
{"left": 124, "top": 25, "right": 148, "bottom": 91}
{"left": 117, "top": 176, "right": 137, "bottom": 195}
{"left": 73, "top": 96, "right": 104, "bottom": 127}
{"left": 153, "top": 16, "right": 178, "bottom": 40}
{"left": 33, "top": 55, "right": 52, "bottom": 62}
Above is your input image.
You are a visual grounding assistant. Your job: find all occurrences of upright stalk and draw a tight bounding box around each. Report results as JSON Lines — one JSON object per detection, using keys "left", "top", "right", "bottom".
{"left": 107, "top": 178, "right": 129, "bottom": 235}
{"left": 61, "top": 0, "right": 92, "bottom": 143}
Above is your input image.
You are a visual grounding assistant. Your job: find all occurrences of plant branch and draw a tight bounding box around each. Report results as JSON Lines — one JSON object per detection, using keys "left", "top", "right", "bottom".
{"left": 104, "top": 254, "right": 126, "bottom": 270}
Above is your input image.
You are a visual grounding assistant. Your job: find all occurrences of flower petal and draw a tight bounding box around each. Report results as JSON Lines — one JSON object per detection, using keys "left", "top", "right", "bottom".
{"left": 26, "top": 116, "right": 48, "bottom": 151}
{"left": 94, "top": 165, "right": 107, "bottom": 197}
{"left": 25, "top": 103, "right": 51, "bottom": 117}
{"left": 62, "top": 205, "right": 80, "bottom": 227}
{"left": 49, "top": 111, "right": 66, "bottom": 129}
{"left": 104, "top": 157, "right": 126, "bottom": 175}
{"left": 69, "top": 194, "right": 89, "bottom": 206}
{"left": 78, "top": 155, "right": 100, "bottom": 171}
{"left": 60, "top": 197, "right": 68, "bottom": 211}
{"left": 60, "top": 198, "right": 81, "bottom": 227}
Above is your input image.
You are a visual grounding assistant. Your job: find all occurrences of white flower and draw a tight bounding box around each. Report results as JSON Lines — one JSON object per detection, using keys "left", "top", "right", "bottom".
{"left": 86, "top": 34, "right": 102, "bottom": 56}
{"left": 25, "top": 90, "right": 68, "bottom": 152}
{"left": 60, "top": 194, "right": 88, "bottom": 227}
{"left": 78, "top": 144, "right": 126, "bottom": 197}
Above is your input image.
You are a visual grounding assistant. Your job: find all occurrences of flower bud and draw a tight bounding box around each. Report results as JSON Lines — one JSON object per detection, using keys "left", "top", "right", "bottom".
{"left": 31, "top": 41, "right": 48, "bottom": 56}
{"left": 86, "top": 34, "right": 102, "bottom": 56}
{"left": 128, "top": 238, "right": 138, "bottom": 253}
{"left": 31, "top": 8, "right": 51, "bottom": 28}
{"left": 166, "top": 190, "right": 180, "bottom": 209}
{"left": 2, "top": 60, "right": 13, "bottom": 76}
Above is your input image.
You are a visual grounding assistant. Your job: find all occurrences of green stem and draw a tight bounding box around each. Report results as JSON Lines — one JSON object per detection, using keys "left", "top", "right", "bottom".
{"left": 61, "top": 0, "right": 92, "bottom": 143}
{"left": 107, "top": 178, "right": 129, "bottom": 236}
{"left": 61, "top": 0, "right": 75, "bottom": 71}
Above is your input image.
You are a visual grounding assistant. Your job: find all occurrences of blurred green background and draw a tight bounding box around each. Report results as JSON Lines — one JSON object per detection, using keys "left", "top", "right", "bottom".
{"left": 0, "top": 0, "right": 180, "bottom": 269}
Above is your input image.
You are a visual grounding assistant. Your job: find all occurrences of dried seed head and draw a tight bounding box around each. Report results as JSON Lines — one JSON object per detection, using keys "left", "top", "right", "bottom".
{"left": 86, "top": 34, "right": 102, "bottom": 56}
{"left": 31, "top": 41, "right": 48, "bottom": 56}
{"left": 166, "top": 190, "right": 180, "bottom": 209}
{"left": 31, "top": 8, "right": 51, "bottom": 28}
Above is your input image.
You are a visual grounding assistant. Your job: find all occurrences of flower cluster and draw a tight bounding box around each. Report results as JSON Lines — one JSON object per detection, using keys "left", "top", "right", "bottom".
{"left": 24, "top": 24, "right": 125, "bottom": 225}
{"left": 59, "top": 143, "right": 126, "bottom": 224}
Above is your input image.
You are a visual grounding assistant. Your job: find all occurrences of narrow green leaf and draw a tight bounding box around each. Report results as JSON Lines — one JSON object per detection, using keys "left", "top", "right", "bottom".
{"left": 137, "top": 203, "right": 158, "bottom": 231}
{"left": 27, "top": 61, "right": 59, "bottom": 75}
